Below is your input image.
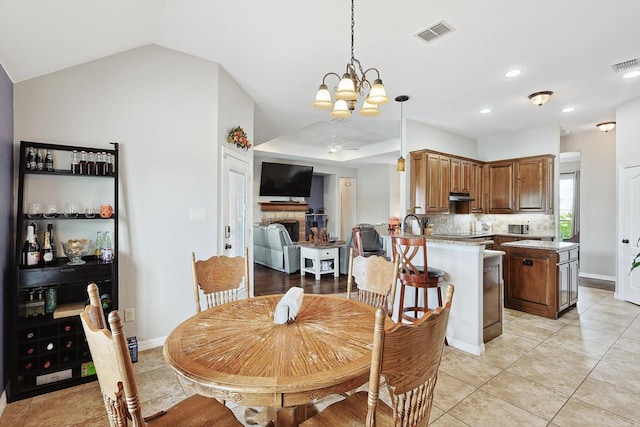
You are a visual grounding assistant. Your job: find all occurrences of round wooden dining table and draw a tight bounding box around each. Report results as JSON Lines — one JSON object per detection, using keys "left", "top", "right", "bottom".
{"left": 163, "top": 294, "right": 391, "bottom": 427}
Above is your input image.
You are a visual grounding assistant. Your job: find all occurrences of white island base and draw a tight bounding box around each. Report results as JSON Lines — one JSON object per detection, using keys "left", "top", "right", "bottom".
{"left": 383, "top": 235, "right": 499, "bottom": 355}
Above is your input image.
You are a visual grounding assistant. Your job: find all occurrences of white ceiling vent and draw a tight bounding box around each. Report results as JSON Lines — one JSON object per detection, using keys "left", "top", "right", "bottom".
{"left": 611, "top": 58, "right": 639, "bottom": 72}
{"left": 416, "top": 20, "right": 455, "bottom": 43}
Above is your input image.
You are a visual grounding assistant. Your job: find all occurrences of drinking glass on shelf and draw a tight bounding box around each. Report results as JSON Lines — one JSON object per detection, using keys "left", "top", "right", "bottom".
{"left": 43, "top": 203, "right": 58, "bottom": 218}
{"left": 85, "top": 206, "right": 96, "bottom": 218}
{"left": 64, "top": 202, "right": 79, "bottom": 218}
{"left": 27, "top": 203, "right": 42, "bottom": 218}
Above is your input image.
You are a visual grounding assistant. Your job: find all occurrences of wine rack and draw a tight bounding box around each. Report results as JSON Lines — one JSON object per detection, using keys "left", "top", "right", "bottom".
{"left": 9, "top": 140, "right": 119, "bottom": 401}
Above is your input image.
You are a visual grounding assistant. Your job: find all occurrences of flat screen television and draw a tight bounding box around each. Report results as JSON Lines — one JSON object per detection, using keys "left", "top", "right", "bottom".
{"left": 259, "top": 162, "right": 314, "bottom": 198}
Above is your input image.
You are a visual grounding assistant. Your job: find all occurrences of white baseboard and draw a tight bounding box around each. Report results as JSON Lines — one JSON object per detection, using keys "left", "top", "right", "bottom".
{"left": 138, "top": 336, "right": 166, "bottom": 352}
{"left": 579, "top": 272, "right": 616, "bottom": 282}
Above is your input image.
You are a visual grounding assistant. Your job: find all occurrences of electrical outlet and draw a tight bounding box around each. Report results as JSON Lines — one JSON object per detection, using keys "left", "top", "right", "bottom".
{"left": 124, "top": 308, "right": 135, "bottom": 322}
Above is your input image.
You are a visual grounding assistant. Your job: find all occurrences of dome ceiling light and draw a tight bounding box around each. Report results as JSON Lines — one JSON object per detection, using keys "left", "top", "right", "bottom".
{"left": 528, "top": 91, "right": 553, "bottom": 106}
{"left": 597, "top": 121, "right": 616, "bottom": 132}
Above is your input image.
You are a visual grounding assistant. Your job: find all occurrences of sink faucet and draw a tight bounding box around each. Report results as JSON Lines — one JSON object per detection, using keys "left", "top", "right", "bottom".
{"left": 403, "top": 214, "right": 421, "bottom": 233}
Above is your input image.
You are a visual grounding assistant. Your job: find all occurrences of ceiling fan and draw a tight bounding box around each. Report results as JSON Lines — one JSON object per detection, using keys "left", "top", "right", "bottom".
{"left": 318, "top": 134, "right": 360, "bottom": 154}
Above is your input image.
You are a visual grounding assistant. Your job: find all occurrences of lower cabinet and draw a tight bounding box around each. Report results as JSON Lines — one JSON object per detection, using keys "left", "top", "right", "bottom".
{"left": 504, "top": 246, "right": 579, "bottom": 319}
{"left": 483, "top": 251, "right": 503, "bottom": 343}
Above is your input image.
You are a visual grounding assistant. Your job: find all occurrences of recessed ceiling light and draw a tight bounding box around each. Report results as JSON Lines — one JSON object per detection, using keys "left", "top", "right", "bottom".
{"left": 505, "top": 69, "right": 522, "bottom": 78}
{"left": 562, "top": 107, "right": 576, "bottom": 113}
{"left": 479, "top": 108, "right": 492, "bottom": 114}
{"left": 623, "top": 70, "right": 640, "bottom": 79}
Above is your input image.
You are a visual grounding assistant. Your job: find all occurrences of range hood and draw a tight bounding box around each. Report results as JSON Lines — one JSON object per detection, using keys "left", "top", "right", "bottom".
{"left": 449, "top": 192, "right": 475, "bottom": 202}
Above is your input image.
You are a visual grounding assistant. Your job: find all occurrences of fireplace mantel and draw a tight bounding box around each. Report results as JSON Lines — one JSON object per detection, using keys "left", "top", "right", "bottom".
{"left": 259, "top": 202, "right": 308, "bottom": 212}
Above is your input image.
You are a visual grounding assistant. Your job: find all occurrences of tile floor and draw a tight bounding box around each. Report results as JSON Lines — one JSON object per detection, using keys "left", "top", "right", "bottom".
{"left": 2, "top": 286, "right": 639, "bottom": 426}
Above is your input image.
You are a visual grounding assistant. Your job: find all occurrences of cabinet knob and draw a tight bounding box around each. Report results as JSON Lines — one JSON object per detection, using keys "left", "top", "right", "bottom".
{"left": 225, "top": 244, "right": 232, "bottom": 250}
{"left": 622, "top": 239, "right": 629, "bottom": 244}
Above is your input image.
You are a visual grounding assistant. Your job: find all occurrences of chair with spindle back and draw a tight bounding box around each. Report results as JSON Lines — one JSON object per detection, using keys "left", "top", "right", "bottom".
{"left": 80, "top": 283, "right": 242, "bottom": 427}
{"left": 191, "top": 247, "right": 250, "bottom": 313}
{"left": 346, "top": 247, "right": 398, "bottom": 315}
{"left": 392, "top": 235, "right": 446, "bottom": 323}
{"left": 302, "top": 284, "right": 455, "bottom": 427}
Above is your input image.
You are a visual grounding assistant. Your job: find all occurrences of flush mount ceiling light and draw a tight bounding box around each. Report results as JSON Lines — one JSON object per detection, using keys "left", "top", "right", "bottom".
{"left": 396, "top": 95, "right": 409, "bottom": 172}
{"left": 528, "top": 91, "right": 553, "bottom": 106}
{"left": 597, "top": 121, "right": 616, "bottom": 132}
{"left": 312, "top": 0, "right": 389, "bottom": 118}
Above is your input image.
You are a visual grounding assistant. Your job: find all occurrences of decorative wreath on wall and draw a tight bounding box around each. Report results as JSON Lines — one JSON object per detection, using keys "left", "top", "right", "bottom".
{"left": 227, "top": 126, "right": 252, "bottom": 151}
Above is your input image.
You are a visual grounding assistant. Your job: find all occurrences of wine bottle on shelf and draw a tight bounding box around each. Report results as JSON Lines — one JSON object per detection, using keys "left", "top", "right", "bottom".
{"left": 87, "top": 152, "right": 96, "bottom": 175}
{"left": 41, "top": 231, "right": 54, "bottom": 265}
{"left": 25, "top": 147, "right": 35, "bottom": 170}
{"left": 47, "top": 223, "right": 57, "bottom": 261}
{"left": 102, "top": 231, "right": 113, "bottom": 263}
{"left": 45, "top": 149, "right": 54, "bottom": 171}
{"left": 95, "top": 231, "right": 103, "bottom": 259}
{"left": 36, "top": 149, "right": 44, "bottom": 171}
{"left": 106, "top": 152, "right": 113, "bottom": 175}
{"left": 79, "top": 151, "right": 88, "bottom": 175}
{"left": 71, "top": 150, "right": 79, "bottom": 174}
{"left": 95, "top": 152, "right": 104, "bottom": 176}
{"left": 22, "top": 225, "right": 39, "bottom": 267}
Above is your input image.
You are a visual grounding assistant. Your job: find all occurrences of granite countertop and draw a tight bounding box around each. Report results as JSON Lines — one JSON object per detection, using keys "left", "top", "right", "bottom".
{"left": 500, "top": 239, "right": 579, "bottom": 251}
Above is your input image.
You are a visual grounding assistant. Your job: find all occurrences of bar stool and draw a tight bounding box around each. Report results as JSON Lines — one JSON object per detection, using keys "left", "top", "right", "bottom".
{"left": 392, "top": 235, "right": 446, "bottom": 323}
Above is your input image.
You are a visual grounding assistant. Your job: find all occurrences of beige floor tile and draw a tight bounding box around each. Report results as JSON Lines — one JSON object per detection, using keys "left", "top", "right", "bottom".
{"left": 622, "top": 324, "right": 640, "bottom": 341}
{"left": 553, "top": 323, "right": 620, "bottom": 347}
{"left": 505, "top": 354, "right": 592, "bottom": 395}
{"left": 477, "top": 332, "right": 539, "bottom": 369}
{"left": 518, "top": 312, "right": 572, "bottom": 329}
{"left": 448, "top": 389, "right": 547, "bottom": 427}
{"left": 525, "top": 342, "right": 601, "bottom": 370}
{"left": 438, "top": 349, "right": 502, "bottom": 388}
{"left": 0, "top": 398, "right": 31, "bottom": 427}
{"left": 502, "top": 318, "right": 556, "bottom": 343}
{"left": 578, "top": 305, "right": 638, "bottom": 327}
{"left": 480, "top": 371, "right": 569, "bottom": 421}
{"left": 136, "top": 365, "right": 185, "bottom": 404}
{"left": 502, "top": 308, "right": 525, "bottom": 323}
{"left": 614, "top": 335, "right": 640, "bottom": 355}
{"left": 541, "top": 331, "right": 612, "bottom": 359}
{"left": 551, "top": 397, "right": 639, "bottom": 427}
{"left": 569, "top": 315, "right": 628, "bottom": 336}
{"left": 133, "top": 346, "right": 168, "bottom": 375}
{"left": 22, "top": 385, "right": 105, "bottom": 427}
{"left": 429, "top": 412, "right": 472, "bottom": 426}
{"left": 432, "top": 371, "right": 477, "bottom": 412}
{"left": 572, "top": 377, "right": 640, "bottom": 422}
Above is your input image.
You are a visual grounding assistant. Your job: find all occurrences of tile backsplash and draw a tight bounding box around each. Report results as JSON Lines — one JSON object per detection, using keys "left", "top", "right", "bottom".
{"left": 422, "top": 213, "right": 555, "bottom": 236}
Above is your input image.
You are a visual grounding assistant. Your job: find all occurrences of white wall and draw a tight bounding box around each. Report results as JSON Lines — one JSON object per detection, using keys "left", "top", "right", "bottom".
{"left": 14, "top": 45, "right": 252, "bottom": 342}
{"left": 562, "top": 130, "right": 616, "bottom": 280}
{"left": 356, "top": 164, "right": 399, "bottom": 225}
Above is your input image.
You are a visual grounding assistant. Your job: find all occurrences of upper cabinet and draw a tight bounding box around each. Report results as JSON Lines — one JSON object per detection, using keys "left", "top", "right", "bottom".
{"left": 485, "top": 154, "right": 554, "bottom": 214}
{"left": 410, "top": 150, "right": 554, "bottom": 216}
{"left": 514, "top": 155, "right": 554, "bottom": 213}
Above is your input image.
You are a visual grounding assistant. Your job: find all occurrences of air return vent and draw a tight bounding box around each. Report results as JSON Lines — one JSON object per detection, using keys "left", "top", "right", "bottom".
{"left": 611, "top": 58, "right": 639, "bottom": 72}
{"left": 416, "top": 20, "right": 455, "bottom": 43}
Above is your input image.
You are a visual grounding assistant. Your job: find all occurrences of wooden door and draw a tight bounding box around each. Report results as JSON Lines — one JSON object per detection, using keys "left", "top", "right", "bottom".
{"left": 486, "top": 161, "right": 514, "bottom": 213}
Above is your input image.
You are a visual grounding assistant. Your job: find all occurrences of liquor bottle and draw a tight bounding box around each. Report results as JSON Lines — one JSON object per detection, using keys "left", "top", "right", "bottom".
{"left": 102, "top": 231, "right": 113, "bottom": 263}
{"left": 26, "top": 147, "right": 35, "bottom": 170}
{"left": 22, "top": 225, "right": 40, "bottom": 267}
{"left": 45, "top": 149, "right": 54, "bottom": 171}
{"left": 36, "top": 149, "right": 44, "bottom": 171}
{"left": 47, "top": 223, "right": 58, "bottom": 261}
{"left": 95, "top": 231, "right": 103, "bottom": 259}
{"left": 41, "top": 231, "right": 54, "bottom": 265}
{"left": 71, "top": 150, "right": 80, "bottom": 174}
{"left": 95, "top": 152, "right": 104, "bottom": 176}
{"left": 79, "top": 151, "right": 88, "bottom": 175}
{"left": 87, "top": 152, "right": 96, "bottom": 175}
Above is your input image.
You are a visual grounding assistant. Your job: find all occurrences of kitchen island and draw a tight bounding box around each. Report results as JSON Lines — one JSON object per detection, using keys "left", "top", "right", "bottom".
{"left": 500, "top": 240, "right": 579, "bottom": 319}
{"left": 381, "top": 233, "right": 497, "bottom": 355}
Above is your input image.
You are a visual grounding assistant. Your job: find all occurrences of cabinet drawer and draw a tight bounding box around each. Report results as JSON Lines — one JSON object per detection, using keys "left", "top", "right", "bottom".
{"left": 558, "top": 251, "right": 569, "bottom": 263}
{"left": 18, "top": 262, "right": 113, "bottom": 288}
{"left": 569, "top": 249, "right": 579, "bottom": 260}
{"left": 319, "top": 249, "right": 336, "bottom": 258}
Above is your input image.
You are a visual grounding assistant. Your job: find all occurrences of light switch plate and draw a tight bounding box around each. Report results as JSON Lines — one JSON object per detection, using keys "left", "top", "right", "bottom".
{"left": 190, "top": 208, "right": 207, "bottom": 220}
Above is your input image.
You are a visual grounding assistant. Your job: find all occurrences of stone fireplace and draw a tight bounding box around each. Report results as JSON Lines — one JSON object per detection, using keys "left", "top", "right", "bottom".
{"left": 259, "top": 202, "right": 307, "bottom": 243}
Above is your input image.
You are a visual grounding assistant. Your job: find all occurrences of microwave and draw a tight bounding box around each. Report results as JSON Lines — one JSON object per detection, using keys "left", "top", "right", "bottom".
{"left": 508, "top": 224, "right": 529, "bottom": 234}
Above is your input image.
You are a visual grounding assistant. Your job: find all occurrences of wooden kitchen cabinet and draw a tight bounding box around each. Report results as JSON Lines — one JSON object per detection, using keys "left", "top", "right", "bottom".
{"left": 485, "top": 160, "right": 515, "bottom": 213}
{"left": 409, "top": 151, "right": 427, "bottom": 214}
{"left": 427, "top": 153, "right": 451, "bottom": 212}
{"left": 515, "top": 155, "right": 554, "bottom": 213}
{"left": 470, "top": 162, "right": 483, "bottom": 213}
{"left": 451, "top": 158, "right": 472, "bottom": 194}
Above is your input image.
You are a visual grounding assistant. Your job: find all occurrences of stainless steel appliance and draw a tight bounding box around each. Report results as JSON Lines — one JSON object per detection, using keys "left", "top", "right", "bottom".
{"left": 508, "top": 224, "right": 529, "bottom": 234}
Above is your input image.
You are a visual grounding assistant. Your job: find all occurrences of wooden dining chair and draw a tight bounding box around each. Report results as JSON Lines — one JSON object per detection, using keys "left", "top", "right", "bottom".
{"left": 301, "top": 284, "right": 454, "bottom": 427}
{"left": 191, "top": 247, "right": 250, "bottom": 313}
{"left": 80, "top": 283, "right": 242, "bottom": 427}
{"left": 346, "top": 247, "right": 399, "bottom": 315}
{"left": 392, "top": 235, "right": 446, "bottom": 323}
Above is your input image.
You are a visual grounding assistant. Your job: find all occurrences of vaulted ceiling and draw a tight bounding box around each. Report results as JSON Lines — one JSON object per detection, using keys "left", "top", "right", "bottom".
{"left": 1, "top": 0, "right": 639, "bottom": 165}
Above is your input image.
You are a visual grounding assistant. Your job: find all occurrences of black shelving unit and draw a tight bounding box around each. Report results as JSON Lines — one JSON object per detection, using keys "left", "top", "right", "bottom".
{"left": 8, "top": 140, "right": 119, "bottom": 402}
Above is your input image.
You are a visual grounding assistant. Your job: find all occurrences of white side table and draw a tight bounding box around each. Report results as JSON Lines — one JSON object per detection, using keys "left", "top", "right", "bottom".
{"left": 300, "top": 245, "right": 340, "bottom": 280}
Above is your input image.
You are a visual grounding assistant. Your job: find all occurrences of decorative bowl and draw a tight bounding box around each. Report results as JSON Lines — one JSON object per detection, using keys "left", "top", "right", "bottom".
{"left": 62, "top": 239, "right": 91, "bottom": 265}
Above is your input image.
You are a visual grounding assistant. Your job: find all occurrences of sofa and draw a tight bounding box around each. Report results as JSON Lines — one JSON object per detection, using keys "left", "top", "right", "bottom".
{"left": 253, "top": 223, "right": 300, "bottom": 274}
{"left": 339, "top": 223, "right": 387, "bottom": 274}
